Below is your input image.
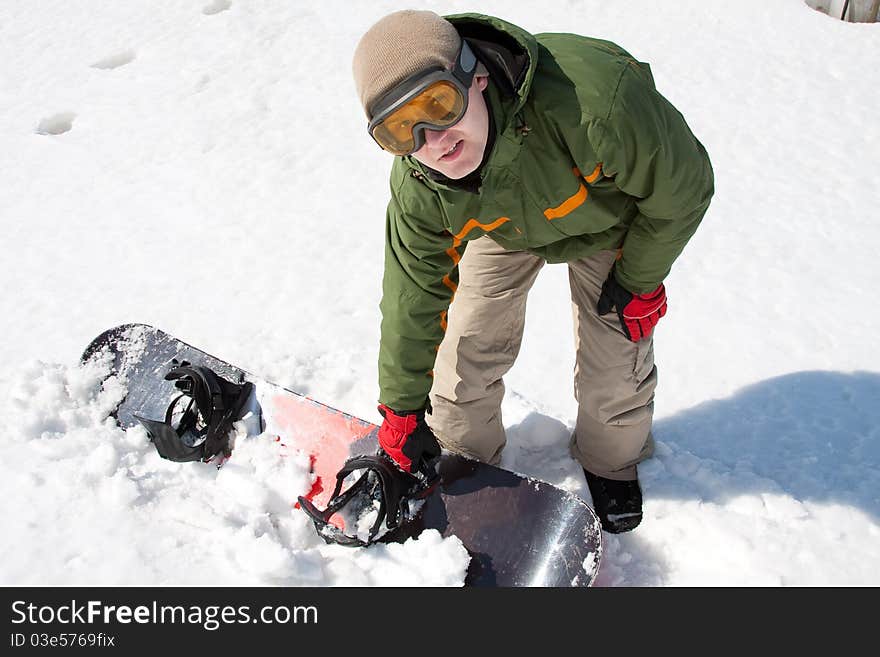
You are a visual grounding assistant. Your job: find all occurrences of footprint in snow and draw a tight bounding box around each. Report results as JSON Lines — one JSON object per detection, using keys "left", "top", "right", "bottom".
{"left": 90, "top": 50, "right": 136, "bottom": 70}
{"left": 202, "top": 0, "right": 231, "bottom": 16}
{"left": 35, "top": 113, "right": 76, "bottom": 136}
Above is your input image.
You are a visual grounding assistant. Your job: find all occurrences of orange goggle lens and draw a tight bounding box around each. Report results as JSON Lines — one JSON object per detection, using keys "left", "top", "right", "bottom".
{"left": 370, "top": 80, "right": 466, "bottom": 156}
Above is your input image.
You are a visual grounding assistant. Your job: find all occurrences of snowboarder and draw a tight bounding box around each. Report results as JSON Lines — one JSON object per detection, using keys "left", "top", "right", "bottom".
{"left": 352, "top": 10, "right": 714, "bottom": 533}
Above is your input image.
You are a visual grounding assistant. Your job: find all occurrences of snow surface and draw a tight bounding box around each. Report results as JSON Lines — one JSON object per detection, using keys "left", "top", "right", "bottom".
{"left": 1, "top": 0, "right": 878, "bottom": 586}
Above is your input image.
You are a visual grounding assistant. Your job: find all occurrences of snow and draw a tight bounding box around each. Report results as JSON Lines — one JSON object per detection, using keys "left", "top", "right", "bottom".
{"left": 1, "top": 0, "right": 878, "bottom": 586}
{"left": 0, "top": 354, "right": 470, "bottom": 585}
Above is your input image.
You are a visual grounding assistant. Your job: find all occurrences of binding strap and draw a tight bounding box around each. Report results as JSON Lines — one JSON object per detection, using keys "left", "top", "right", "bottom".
{"left": 134, "top": 361, "right": 254, "bottom": 463}
{"left": 298, "top": 452, "right": 436, "bottom": 547}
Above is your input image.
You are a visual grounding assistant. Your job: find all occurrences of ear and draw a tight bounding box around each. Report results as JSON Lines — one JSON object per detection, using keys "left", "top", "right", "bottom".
{"left": 476, "top": 74, "right": 489, "bottom": 92}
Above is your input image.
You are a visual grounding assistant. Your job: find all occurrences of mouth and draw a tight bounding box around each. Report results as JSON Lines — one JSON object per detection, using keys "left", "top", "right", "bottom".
{"left": 440, "top": 140, "right": 463, "bottom": 161}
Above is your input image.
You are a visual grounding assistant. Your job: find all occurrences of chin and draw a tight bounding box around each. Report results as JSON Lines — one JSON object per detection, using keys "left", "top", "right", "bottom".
{"left": 437, "top": 156, "right": 480, "bottom": 180}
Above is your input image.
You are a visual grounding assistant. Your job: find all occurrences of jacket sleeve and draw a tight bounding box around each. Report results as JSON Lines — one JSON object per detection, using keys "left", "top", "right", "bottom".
{"left": 378, "top": 186, "right": 463, "bottom": 412}
{"left": 593, "top": 63, "right": 715, "bottom": 293}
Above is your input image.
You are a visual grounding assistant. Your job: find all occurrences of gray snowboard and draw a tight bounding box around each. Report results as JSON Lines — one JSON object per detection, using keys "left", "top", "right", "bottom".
{"left": 82, "top": 324, "right": 603, "bottom": 586}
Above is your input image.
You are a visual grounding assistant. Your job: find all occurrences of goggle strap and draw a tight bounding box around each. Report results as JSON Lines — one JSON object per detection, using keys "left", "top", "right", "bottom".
{"left": 457, "top": 39, "right": 477, "bottom": 77}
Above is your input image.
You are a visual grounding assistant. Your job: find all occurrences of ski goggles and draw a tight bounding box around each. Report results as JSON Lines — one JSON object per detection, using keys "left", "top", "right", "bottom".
{"left": 367, "top": 40, "right": 478, "bottom": 156}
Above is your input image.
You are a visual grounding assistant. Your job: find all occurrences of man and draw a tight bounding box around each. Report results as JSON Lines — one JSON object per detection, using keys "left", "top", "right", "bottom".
{"left": 352, "top": 10, "right": 713, "bottom": 533}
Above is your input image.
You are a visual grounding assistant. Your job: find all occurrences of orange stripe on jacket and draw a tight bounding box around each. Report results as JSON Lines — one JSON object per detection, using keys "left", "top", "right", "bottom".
{"left": 583, "top": 162, "right": 603, "bottom": 183}
{"left": 544, "top": 175, "right": 588, "bottom": 220}
{"left": 453, "top": 216, "right": 511, "bottom": 244}
{"left": 445, "top": 244, "right": 462, "bottom": 266}
{"left": 544, "top": 164, "right": 603, "bottom": 221}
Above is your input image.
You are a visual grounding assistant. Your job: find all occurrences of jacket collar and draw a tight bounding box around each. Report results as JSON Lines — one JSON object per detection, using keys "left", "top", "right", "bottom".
{"left": 446, "top": 13, "right": 538, "bottom": 117}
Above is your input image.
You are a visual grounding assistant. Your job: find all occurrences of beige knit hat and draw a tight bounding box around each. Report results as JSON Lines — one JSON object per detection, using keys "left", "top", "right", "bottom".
{"left": 352, "top": 10, "right": 462, "bottom": 117}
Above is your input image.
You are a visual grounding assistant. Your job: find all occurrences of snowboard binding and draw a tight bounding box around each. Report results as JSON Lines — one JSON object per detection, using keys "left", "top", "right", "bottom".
{"left": 134, "top": 360, "right": 255, "bottom": 464}
{"left": 298, "top": 452, "right": 439, "bottom": 547}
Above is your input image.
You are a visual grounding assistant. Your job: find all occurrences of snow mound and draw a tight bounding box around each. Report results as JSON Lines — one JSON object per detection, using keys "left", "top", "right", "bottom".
{"left": 0, "top": 359, "right": 469, "bottom": 586}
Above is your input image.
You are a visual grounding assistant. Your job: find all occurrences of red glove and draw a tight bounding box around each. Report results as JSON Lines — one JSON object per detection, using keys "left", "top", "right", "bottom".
{"left": 377, "top": 405, "right": 441, "bottom": 475}
{"left": 597, "top": 271, "right": 667, "bottom": 342}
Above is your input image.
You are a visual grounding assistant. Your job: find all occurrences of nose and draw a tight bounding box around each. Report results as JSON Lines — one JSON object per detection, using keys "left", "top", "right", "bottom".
{"left": 423, "top": 126, "right": 453, "bottom": 151}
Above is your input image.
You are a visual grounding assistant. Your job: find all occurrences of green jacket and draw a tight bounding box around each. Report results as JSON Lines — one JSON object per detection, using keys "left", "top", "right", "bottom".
{"left": 379, "top": 14, "right": 714, "bottom": 411}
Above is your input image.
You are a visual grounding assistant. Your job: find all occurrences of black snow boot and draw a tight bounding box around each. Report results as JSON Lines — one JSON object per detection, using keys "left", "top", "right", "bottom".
{"left": 583, "top": 469, "right": 643, "bottom": 534}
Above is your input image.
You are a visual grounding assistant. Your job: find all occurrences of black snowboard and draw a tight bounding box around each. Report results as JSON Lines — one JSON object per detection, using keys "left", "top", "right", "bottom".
{"left": 81, "top": 324, "right": 603, "bottom": 587}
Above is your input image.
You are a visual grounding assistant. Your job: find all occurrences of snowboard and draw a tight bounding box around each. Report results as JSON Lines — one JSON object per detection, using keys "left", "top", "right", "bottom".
{"left": 81, "top": 324, "right": 603, "bottom": 587}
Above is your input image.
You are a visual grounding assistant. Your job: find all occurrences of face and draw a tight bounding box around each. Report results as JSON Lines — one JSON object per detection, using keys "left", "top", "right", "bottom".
{"left": 410, "top": 75, "right": 490, "bottom": 180}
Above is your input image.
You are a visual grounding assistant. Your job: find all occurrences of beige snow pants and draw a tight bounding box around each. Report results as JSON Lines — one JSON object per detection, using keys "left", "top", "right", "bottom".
{"left": 426, "top": 236, "right": 656, "bottom": 480}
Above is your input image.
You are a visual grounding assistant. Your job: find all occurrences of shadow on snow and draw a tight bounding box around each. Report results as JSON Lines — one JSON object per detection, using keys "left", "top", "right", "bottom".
{"left": 503, "top": 370, "right": 880, "bottom": 585}
{"left": 649, "top": 370, "right": 880, "bottom": 519}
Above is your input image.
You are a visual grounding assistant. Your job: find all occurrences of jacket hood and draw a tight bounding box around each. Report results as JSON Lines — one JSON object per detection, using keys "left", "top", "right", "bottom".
{"left": 445, "top": 13, "right": 538, "bottom": 116}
